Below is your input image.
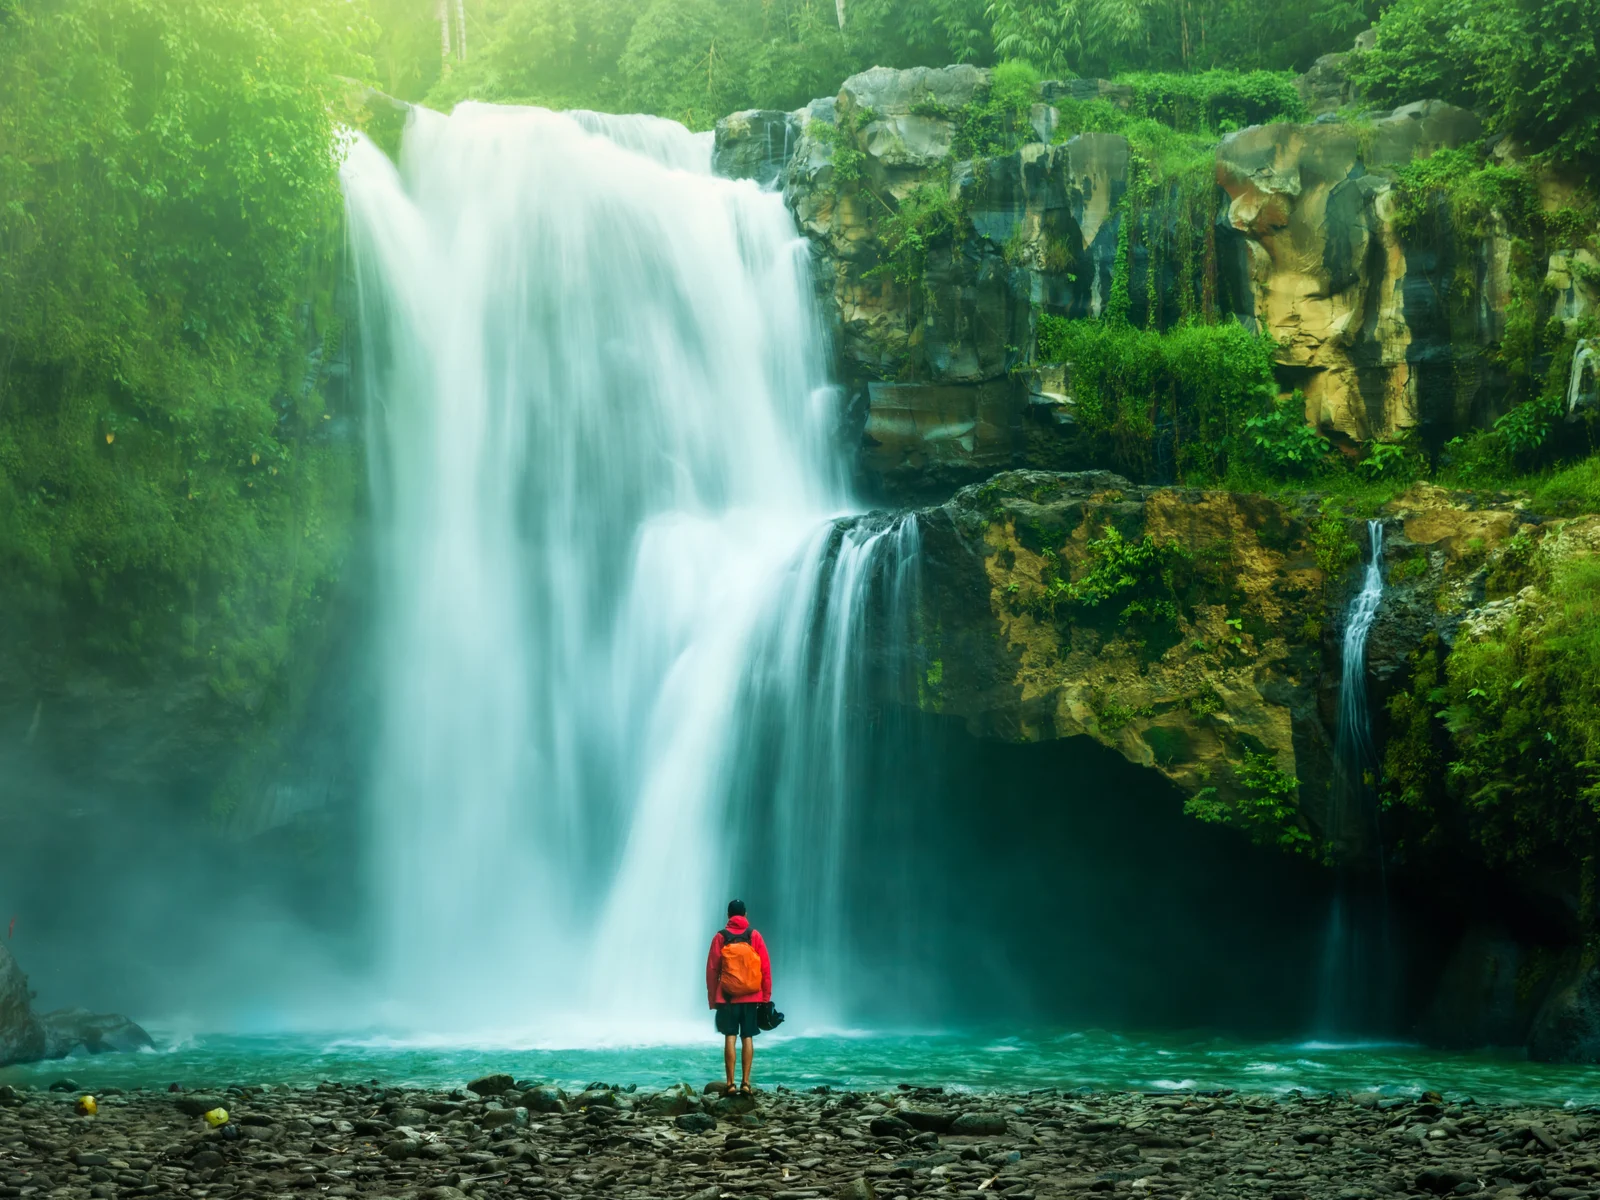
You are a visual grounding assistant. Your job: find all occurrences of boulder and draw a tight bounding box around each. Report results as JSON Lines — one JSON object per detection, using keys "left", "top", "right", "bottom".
{"left": 1529, "top": 960, "right": 1600, "bottom": 1063}
{"left": 712, "top": 1091, "right": 758, "bottom": 1117}
{"left": 38, "top": 1008, "right": 153, "bottom": 1058}
{"left": 520, "top": 1085, "right": 567, "bottom": 1113}
{"left": 899, "top": 1108, "right": 956, "bottom": 1133}
{"left": 175, "top": 1093, "right": 228, "bottom": 1117}
{"left": 676, "top": 1111, "right": 717, "bottom": 1133}
{"left": 467, "top": 1073, "right": 516, "bottom": 1096}
{"left": 0, "top": 941, "right": 45, "bottom": 1067}
{"left": 950, "top": 1111, "right": 1009, "bottom": 1136}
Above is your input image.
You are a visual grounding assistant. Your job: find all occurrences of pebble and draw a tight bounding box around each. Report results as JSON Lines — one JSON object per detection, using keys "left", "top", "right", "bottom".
{"left": 0, "top": 1079, "right": 1594, "bottom": 1200}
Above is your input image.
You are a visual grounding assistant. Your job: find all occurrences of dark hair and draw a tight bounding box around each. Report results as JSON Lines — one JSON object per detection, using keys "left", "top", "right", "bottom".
{"left": 727, "top": 899, "right": 747, "bottom": 918}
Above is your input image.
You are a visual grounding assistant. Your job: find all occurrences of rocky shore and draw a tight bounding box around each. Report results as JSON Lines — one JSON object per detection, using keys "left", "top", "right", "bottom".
{"left": 1, "top": 1073, "right": 1592, "bottom": 1200}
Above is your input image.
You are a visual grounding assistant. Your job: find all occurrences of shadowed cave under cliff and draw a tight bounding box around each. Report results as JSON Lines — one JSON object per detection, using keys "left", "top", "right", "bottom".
{"left": 0, "top": 696, "right": 1566, "bottom": 1043}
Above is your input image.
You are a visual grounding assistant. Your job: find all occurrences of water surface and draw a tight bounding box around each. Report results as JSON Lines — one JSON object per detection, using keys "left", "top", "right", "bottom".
{"left": 6, "top": 1030, "right": 1598, "bottom": 1108}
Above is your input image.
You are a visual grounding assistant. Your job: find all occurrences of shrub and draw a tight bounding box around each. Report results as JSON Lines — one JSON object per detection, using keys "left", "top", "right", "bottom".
{"left": 1242, "top": 393, "right": 1328, "bottom": 479}
{"left": 1037, "top": 315, "right": 1278, "bottom": 482}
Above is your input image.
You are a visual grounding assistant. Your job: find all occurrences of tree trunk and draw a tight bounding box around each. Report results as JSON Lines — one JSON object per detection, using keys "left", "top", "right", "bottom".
{"left": 437, "top": 0, "right": 452, "bottom": 67}
{"left": 455, "top": 0, "right": 467, "bottom": 62}
{"left": 836, "top": 0, "right": 846, "bottom": 31}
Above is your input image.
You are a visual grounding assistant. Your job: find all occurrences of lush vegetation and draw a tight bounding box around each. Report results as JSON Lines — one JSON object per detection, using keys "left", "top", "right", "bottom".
{"left": 0, "top": 0, "right": 368, "bottom": 705}
{"left": 1353, "top": 0, "right": 1600, "bottom": 184}
{"left": 1037, "top": 316, "right": 1280, "bottom": 483}
{"left": 367, "top": 0, "right": 1354, "bottom": 129}
{"left": 1382, "top": 543, "right": 1600, "bottom": 889}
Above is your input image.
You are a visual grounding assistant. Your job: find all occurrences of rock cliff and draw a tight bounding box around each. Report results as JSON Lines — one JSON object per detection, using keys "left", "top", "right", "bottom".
{"left": 716, "top": 65, "right": 1596, "bottom": 498}
{"left": 0, "top": 941, "right": 150, "bottom": 1068}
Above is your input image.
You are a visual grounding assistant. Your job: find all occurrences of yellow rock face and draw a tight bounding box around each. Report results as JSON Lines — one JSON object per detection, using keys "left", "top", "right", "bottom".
{"left": 1216, "top": 103, "right": 1485, "bottom": 444}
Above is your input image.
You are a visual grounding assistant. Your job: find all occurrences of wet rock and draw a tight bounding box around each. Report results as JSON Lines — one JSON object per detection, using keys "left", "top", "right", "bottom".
{"left": 713, "top": 1091, "right": 758, "bottom": 1117}
{"left": 520, "top": 1084, "right": 567, "bottom": 1112}
{"left": 899, "top": 1108, "right": 955, "bottom": 1133}
{"left": 0, "top": 942, "right": 45, "bottom": 1067}
{"left": 467, "top": 1073, "right": 515, "bottom": 1096}
{"left": 174, "top": 1093, "right": 226, "bottom": 1116}
{"left": 642, "top": 1086, "right": 694, "bottom": 1116}
{"left": 836, "top": 1179, "right": 877, "bottom": 1200}
{"left": 950, "top": 1111, "right": 1010, "bottom": 1136}
{"left": 870, "top": 1115, "right": 915, "bottom": 1138}
{"left": 38, "top": 1008, "right": 153, "bottom": 1058}
{"left": 1418, "top": 1168, "right": 1476, "bottom": 1193}
{"left": 575, "top": 1086, "right": 620, "bottom": 1108}
{"left": 713, "top": 109, "right": 800, "bottom": 187}
{"left": 676, "top": 1111, "right": 717, "bottom": 1133}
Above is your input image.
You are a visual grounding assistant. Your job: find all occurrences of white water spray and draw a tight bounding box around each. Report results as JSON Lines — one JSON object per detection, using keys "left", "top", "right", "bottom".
{"left": 1569, "top": 339, "right": 1597, "bottom": 414}
{"left": 341, "top": 103, "right": 890, "bottom": 1036}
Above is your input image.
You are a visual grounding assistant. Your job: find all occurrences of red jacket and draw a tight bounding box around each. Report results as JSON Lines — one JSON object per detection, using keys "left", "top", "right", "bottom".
{"left": 705, "top": 915, "right": 772, "bottom": 1008}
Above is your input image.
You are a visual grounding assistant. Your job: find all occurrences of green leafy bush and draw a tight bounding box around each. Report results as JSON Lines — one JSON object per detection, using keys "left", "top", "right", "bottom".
{"left": 1242, "top": 393, "right": 1328, "bottom": 479}
{"left": 1354, "top": 0, "right": 1600, "bottom": 184}
{"left": 1118, "top": 69, "right": 1306, "bottom": 131}
{"left": 1036, "top": 315, "right": 1278, "bottom": 481}
{"left": 1184, "top": 750, "right": 1313, "bottom": 854}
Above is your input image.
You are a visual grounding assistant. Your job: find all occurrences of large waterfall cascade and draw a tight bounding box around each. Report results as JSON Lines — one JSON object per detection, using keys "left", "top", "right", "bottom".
{"left": 1316, "top": 519, "right": 1390, "bottom": 1036}
{"left": 341, "top": 102, "right": 914, "bottom": 1036}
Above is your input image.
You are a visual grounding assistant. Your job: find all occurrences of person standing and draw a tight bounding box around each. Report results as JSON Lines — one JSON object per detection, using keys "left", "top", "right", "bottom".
{"left": 705, "top": 899, "right": 771, "bottom": 1095}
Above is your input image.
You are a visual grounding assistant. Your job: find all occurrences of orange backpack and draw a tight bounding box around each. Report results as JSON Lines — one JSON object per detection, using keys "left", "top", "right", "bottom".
{"left": 718, "top": 928, "right": 763, "bottom": 999}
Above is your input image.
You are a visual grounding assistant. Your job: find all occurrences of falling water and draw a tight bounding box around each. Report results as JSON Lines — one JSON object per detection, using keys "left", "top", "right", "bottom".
{"left": 1569, "top": 339, "right": 1597, "bottom": 413}
{"left": 341, "top": 103, "right": 899, "bottom": 1035}
{"left": 1316, "top": 519, "right": 1390, "bottom": 1036}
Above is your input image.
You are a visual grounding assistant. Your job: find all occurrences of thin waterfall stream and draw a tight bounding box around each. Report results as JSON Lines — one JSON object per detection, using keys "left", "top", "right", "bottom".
{"left": 1316, "top": 519, "right": 1391, "bottom": 1037}
{"left": 341, "top": 103, "right": 914, "bottom": 1036}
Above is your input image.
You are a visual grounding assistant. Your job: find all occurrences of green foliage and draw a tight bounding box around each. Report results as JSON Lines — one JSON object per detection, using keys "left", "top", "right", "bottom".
{"left": 1356, "top": 440, "right": 1419, "bottom": 483}
{"left": 1534, "top": 457, "right": 1600, "bottom": 515}
{"left": 1054, "top": 526, "right": 1193, "bottom": 627}
{"left": 1118, "top": 69, "right": 1305, "bottom": 131}
{"left": 869, "top": 180, "right": 969, "bottom": 284}
{"left": 1243, "top": 393, "right": 1328, "bottom": 480}
{"left": 1184, "top": 750, "right": 1313, "bottom": 853}
{"left": 1310, "top": 503, "right": 1361, "bottom": 579}
{"left": 416, "top": 0, "right": 994, "bottom": 126}
{"left": 952, "top": 59, "right": 1040, "bottom": 158}
{"left": 0, "top": 0, "right": 367, "bottom": 699}
{"left": 1393, "top": 552, "right": 1600, "bottom": 872}
{"left": 986, "top": 0, "right": 1373, "bottom": 77}
{"left": 1036, "top": 315, "right": 1279, "bottom": 482}
{"left": 1354, "top": 0, "right": 1600, "bottom": 184}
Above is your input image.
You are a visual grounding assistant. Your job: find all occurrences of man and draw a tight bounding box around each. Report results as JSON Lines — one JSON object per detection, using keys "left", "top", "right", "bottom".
{"left": 705, "top": 899, "right": 771, "bottom": 1095}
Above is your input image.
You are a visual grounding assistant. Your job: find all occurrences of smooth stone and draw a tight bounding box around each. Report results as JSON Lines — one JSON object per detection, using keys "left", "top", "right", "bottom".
{"left": 467, "top": 1074, "right": 514, "bottom": 1097}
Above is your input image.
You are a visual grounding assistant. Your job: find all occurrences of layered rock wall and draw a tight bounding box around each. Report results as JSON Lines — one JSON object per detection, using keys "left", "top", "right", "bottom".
{"left": 716, "top": 66, "right": 1595, "bottom": 497}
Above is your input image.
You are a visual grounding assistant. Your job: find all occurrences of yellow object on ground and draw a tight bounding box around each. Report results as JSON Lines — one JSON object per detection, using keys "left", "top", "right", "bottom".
{"left": 75, "top": 1096, "right": 97, "bottom": 1116}
{"left": 204, "top": 1107, "right": 229, "bottom": 1128}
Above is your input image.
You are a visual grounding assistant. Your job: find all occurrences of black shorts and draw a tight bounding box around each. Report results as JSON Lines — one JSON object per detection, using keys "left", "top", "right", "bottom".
{"left": 715, "top": 1003, "right": 760, "bottom": 1038}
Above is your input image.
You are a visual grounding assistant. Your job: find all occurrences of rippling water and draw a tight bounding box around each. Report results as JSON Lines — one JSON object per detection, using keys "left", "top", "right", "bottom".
{"left": 5, "top": 1030, "right": 1598, "bottom": 1108}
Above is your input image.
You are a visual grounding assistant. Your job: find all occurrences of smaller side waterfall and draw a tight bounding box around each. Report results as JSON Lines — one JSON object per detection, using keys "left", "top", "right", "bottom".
{"left": 1569, "top": 339, "right": 1597, "bottom": 413}
{"left": 1333, "top": 519, "right": 1386, "bottom": 801}
{"left": 1316, "top": 520, "right": 1391, "bottom": 1037}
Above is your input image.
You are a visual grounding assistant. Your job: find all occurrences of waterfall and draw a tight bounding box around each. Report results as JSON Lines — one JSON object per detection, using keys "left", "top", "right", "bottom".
{"left": 1315, "top": 519, "right": 1389, "bottom": 1037}
{"left": 1333, "top": 520, "right": 1385, "bottom": 800}
{"left": 1569, "top": 339, "right": 1597, "bottom": 413}
{"left": 341, "top": 103, "right": 900, "bottom": 1035}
